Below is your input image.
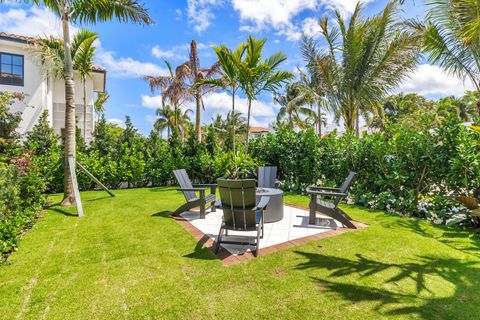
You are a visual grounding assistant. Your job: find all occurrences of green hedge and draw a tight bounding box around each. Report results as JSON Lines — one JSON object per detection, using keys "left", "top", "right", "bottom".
{"left": 250, "top": 118, "right": 480, "bottom": 225}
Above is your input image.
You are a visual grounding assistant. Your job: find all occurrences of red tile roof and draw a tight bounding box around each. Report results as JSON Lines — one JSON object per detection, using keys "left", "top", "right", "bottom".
{"left": 249, "top": 127, "right": 269, "bottom": 133}
{"left": 0, "top": 32, "right": 106, "bottom": 73}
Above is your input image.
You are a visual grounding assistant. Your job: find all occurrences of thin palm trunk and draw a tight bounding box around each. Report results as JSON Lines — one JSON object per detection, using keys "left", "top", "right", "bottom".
{"left": 195, "top": 92, "right": 201, "bottom": 142}
{"left": 245, "top": 98, "right": 252, "bottom": 155}
{"left": 61, "top": 6, "right": 76, "bottom": 206}
{"left": 317, "top": 103, "right": 322, "bottom": 136}
{"left": 83, "top": 76, "right": 87, "bottom": 142}
{"left": 355, "top": 111, "right": 360, "bottom": 138}
{"left": 231, "top": 87, "right": 236, "bottom": 154}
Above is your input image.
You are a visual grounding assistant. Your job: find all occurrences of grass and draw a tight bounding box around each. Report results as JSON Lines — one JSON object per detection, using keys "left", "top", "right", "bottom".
{"left": 1, "top": 187, "right": 480, "bottom": 319}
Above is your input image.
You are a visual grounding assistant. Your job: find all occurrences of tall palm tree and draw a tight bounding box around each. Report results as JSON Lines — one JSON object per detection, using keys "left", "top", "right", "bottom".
{"left": 416, "top": 0, "right": 480, "bottom": 116}
{"left": 187, "top": 40, "right": 220, "bottom": 143}
{"left": 94, "top": 91, "right": 110, "bottom": 121}
{"left": 274, "top": 82, "right": 316, "bottom": 129}
{"left": 71, "top": 29, "right": 98, "bottom": 141}
{"left": 301, "top": 1, "right": 421, "bottom": 137}
{"left": 195, "top": 42, "right": 247, "bottom": 155}
{"left": 237, "top": 35, "right": 294, "bottom": 153}
{"left": 12, "top": 0, "right": 153, "bottom": 206}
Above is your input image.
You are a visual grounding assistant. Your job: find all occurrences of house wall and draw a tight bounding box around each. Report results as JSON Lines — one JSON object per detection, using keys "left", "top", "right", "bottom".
{"left": 0, "top": 39, "right": 50, "bottom": 132}
{"left": 0, "top": 37, "right": 100, "bottom": 144}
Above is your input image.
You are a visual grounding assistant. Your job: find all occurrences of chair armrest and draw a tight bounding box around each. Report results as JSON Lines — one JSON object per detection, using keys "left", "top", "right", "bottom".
{"left": 307, "top": 187, "right": 346, "bottom": 197}
{"left": 193, "top": 184, "right": 217, "bottom": 194}
{"left": 177, "top": 187, "right": 207, "bottom": 192}
{"left": 308, "top": 186, "right": 340, "bottom": 192}
{"left": 253, "top": 196, "right": 270, "bottom": 211}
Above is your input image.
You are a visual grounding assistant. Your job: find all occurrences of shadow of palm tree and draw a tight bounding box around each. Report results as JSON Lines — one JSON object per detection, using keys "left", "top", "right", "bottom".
{"left": 296, "top": 251, "right": 480, "bottom": 319}
{"left": 383, "top": 218, "right": 480, "bottom": 259}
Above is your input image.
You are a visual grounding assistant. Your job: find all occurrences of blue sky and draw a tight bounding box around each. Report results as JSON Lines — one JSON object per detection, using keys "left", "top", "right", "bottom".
{"left": 0, "top": 0, "right": 474, "bottom": 135}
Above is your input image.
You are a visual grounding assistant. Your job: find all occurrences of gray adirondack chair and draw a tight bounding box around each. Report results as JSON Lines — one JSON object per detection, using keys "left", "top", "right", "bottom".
{"left": 172, "top": 169, "right": 217, "bottom": 219}
{"left": 257, "top": 166, "right": 279, "bottom": 188}
{"left": 307, "top": 172, "right": 357, "bottom": 229}
{"left": 215, "top": 179, "right": 269, "bottom": 257}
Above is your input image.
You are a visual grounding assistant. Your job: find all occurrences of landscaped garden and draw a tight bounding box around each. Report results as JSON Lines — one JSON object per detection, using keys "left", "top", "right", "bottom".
{"left": 1, "top": 0, "right": 480, "bottom": 319}
{"left": 1, "top": 188, "right": 479, "bottom": 319}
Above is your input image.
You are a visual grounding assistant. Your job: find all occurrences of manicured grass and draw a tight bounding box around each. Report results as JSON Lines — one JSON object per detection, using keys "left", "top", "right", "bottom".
{"left": 1, "top": 188, "right": 480, "bottom": 319}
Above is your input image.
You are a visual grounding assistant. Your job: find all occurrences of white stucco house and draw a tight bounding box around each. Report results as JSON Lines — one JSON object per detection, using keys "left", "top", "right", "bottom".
{"left": 0, "top": 32, "right": 106, "bottom": 143}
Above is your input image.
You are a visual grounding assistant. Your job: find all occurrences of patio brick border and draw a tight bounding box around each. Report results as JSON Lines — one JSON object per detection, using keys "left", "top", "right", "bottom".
{"left": 174, "top": 205, "right": 368, "bottom": 266}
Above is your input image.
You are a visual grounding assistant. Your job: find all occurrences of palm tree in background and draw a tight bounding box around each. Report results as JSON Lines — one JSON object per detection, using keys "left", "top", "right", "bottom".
{"left": 195, "top": 42, "right": 247, "bottom": 154}
{"left": 154, "top": 105, "right": 192, "bottom": 140}
{"left": 8, "top": 0, "right": 153, "bottom": 206}
{"left": 415, "top": 0, "right": 480, "bottom": 116}
{"left": 301, "top": 1, "right": 421, "bottom": 137}
{"left": 94, "top": 91, "right": 110, "bottom": 121}
{"left": 237, "top": 35, "right": 294, "bottom": 154}
{"left": 71, "top": 29, "right": 98, "bottom": 141}
{"left": 274, "top": 82, "right": 316, "bottom": 129}
{"left": 144, "top": 61, "right": 190, "bottom": 138}
{"left": 297, "top": 68, "right": 327, "bottom": 135}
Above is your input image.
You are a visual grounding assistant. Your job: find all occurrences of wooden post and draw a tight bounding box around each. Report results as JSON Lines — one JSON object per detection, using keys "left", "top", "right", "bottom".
{"left": 67, "top": 156, "right": 84, "bottom": 217}
{"left": 76, "top": 161, "right": 115, "bottom": 197}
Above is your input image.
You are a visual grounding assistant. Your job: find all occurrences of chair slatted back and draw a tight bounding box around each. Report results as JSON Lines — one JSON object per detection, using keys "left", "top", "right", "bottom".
{"left": 218, "top": 179, "right": 257, "bottom": 230}
{"left": 258, "top": 166, "right": 277, "bottom": 188}
{"left": 173, "top": 169, "right": 196, "bottom": 201}
{"left": 339, "top": 172, "right": 357, "bottom": 193}
{"left": 334, "top": 172, "right": 357, "bottom": 206}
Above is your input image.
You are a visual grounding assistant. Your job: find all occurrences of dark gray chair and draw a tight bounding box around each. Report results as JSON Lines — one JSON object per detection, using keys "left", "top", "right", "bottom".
{"left": 257, "top": 166, "right": 279, "bottom": 189}
{"left": 172, "top": 169, "right": 217, "bottom": 219}
{"left": 215, "top": 179, "right": 269, "bottom": 257}
{"left": 307, "top": 172, "right": 357, "bottom": 229}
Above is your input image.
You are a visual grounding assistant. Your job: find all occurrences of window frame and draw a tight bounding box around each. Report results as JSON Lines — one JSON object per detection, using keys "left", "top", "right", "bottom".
{"left": 0, "top": 52, "right": 24, "bottom": 87}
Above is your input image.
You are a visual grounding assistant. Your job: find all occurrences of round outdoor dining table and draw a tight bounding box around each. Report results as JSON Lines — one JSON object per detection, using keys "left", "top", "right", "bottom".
{"left": 256, "top": 187, "right": 284, "bottom": 223}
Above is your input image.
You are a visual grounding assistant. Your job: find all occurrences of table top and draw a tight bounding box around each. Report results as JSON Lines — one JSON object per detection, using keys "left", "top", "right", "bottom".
{"left": 256, "top": 187, "right": 283, "bottom": 196}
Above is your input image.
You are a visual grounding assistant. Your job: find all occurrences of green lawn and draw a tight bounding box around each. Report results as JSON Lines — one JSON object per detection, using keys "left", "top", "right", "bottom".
{"left": 1, "top": 188, "right": 480, "bottom": 319}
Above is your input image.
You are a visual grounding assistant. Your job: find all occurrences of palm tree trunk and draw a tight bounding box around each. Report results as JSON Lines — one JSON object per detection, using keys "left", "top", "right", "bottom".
{"left": 83, "top": 77, "right": 87, "bottom": 142}
{"left": 231, "top": 87, "right": 236, "bottom": 154}
{"left": 60, "top": 6, "right": 76, "bottom": 206}
{"left": 355, "top": 111, "right": 360, "bottom": 138}
{"left": 317, "top": 103, "right": 322, "bottom": 136}
{"left": 195, "top": 92, "right": 201, "bottom": 143}
{"left": 245, "top": 98, "right": 252, "bottom": 155}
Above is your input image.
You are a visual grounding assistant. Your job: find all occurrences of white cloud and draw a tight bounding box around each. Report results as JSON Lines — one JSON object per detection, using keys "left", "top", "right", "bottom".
{"left": 151, "top": 46, "right": 176, "bottom": 60}
{"left": 0, "top": 6, "right": 77, "bottom": 37}
{"left": 96, "top": 50, "right": 168, "bottom": 78}
{"left": 151, "top": 42, "right": 209, "bottom": 61}
{"left": 185, "top": 0, "right": 371, "bottom": 41}
{"left": 145, "top": 115, "right": 156, "bottom": 124}
{"left": 302, "top": 17, "right": 322, "bottom": 38}
{"left": 197, "top": 91, "right": 276, "bottom": 127}
{"left": 187, "top": 0, "right": 223, "bottom": 34}
{"left": 141, "top": 95, "right": 163, "bottom": 109}
{"left": 398, "top": 64, "right": 475, "bottom": 97}
{"left": 107, "top": 118, "right": 126, "bottom": 128}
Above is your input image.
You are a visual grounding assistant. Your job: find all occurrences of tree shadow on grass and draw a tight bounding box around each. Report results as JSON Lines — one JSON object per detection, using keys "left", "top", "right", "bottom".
{"left": 46, "top": 203, "right": 78, "bottom": 217}
{"left": 295, "top": 251, "right": 480, "bottom": 319}
{"left": 383, "top": 218, "right": 480, "bottom": 259}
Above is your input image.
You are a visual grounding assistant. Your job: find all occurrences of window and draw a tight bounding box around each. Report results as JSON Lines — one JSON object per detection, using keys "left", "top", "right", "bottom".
{"left": 0, "top": 53, "right": 24, "bottom": 86}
